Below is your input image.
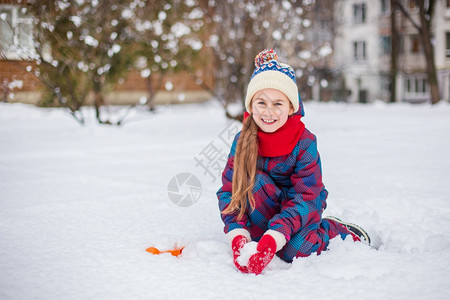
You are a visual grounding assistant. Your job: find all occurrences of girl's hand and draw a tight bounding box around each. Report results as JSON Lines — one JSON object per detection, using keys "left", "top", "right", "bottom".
{"left": 231, "top": 235, "right": 249, "bottom": 273}
{"left": 247, "top": 234, "right": 277, "bottom": 275}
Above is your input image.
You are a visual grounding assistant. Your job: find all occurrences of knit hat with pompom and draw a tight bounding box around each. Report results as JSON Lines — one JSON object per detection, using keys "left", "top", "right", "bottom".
{"left": 244, "top": 49, "right": 303, "bottom": 116}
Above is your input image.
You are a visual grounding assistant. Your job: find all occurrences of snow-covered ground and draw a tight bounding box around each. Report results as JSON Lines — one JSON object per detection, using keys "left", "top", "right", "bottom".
{"left": 1, "top": 100, "right": 449, "bottom": 299}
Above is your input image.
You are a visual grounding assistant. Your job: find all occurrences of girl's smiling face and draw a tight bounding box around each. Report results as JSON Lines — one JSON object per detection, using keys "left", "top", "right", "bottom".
{"left": 250, "top": 89, "right": 294, "bottom": 133}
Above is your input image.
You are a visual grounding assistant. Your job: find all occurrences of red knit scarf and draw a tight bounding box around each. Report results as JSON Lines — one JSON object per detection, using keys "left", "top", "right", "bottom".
{"left": 243, "top": 111, "right": 305, "bottom": 157}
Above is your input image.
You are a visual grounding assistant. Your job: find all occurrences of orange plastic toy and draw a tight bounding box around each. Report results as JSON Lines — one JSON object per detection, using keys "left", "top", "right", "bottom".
{"left": 146, "top": 246, "right": 184, "bottom": 257}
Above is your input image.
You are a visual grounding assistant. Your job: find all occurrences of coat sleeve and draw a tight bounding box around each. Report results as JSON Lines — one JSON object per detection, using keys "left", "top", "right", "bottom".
{"left": 267, "top": 135, "right": 328, "bottom": 240}
{"left": 216, "top": 132, "right": 250, "bottom": 234}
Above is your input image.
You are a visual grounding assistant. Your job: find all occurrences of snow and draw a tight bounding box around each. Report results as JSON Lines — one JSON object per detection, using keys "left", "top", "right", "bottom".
{"left": 110, "top": 32, "right": 118, "bottom": 40}
{"left": 140, "top": 68, "right": 151, "bottom": 78}
{"left": 121, "top": 9, "right": 133, "bottom": 20}
{"left": 171, "top": 22, "right": 191, "bottom": 38}
{"left": 281, "top": 0, "right": 292, "bottom": 10}
{"left": 158, "top": 11, "right": 167, "bottom": 22}
{"left": 110, "top": 44, "right": 121, "bottom": 55}
{"left": 319, "top": 43, "right": 333, "bottom": 57}
{"left": 299, "top": 50, "right": 312, "bottom": 59}
{"left": 303, "top": 19, "right": 312, "bottom": 28}
{"left": 186, "top": 38, "right": 202, "bottom": 51}
{"left": 1, "top": 101, "right": 450, "bottom": 299}
{"left": 69, "top": 16, "right": 81, "bottom": 28}
{"left": 188, "top": 8, "right": 204, "bottom": 20}
{"left": 7, "top": 80, "right": 23, "bottom": 90}
{"left": 57, "top": 1, "right": 70, "bottom": 11}
{"left": 236, "top": 241, "right": 258, "bottom": 267}
{"left": 272, "top": 30, "right": 282, "bottom": 40}
{"left": 208, "top": 34, "right": 219, "bottom": 47}
{"left": 83, "top": 35, "right": 99, "bottom": 47}
{"left": 165, "top": 81, "right": 173, "bottom": 91}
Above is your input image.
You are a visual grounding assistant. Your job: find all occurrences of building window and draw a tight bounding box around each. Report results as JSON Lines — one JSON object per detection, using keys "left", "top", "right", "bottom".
{"left": 398, "top": 34, "right": 405, "bottom": 53}
{"left": 353, "top": 3, "right": 366, "bottom": 24}
{"left": 446, "top": 32, "right": 450, "bottom": 58}
{"left": 380, "top": 76, "right": 391, "bottom": 94}
{"left": 353, "top": 41, "right": 367, "bottom": 60}
{"left": 0, "top": 5, "right": 34, "bottom": 59}
{"left": 408, "top": 0, "right": 417, "bottom": 11}
{"left": 405, "top": 76, "right": 428, "bottom": 94}
{"left": 380, "top": 0, "right": 390, "bottom": 14}
{"left": 446, "top": 0, "right": 450, "bottom": 18}
{"left": 404, "top": 75, "right": 428, "bottom": 103}
{"left": 410, "top": 34, "right": 421, "bottom": 53}
{"left": 358, "top": 89, "right": 368, "bottom": 103}
{"left": 380, "top": 35, "right": 391, "bottom": 55}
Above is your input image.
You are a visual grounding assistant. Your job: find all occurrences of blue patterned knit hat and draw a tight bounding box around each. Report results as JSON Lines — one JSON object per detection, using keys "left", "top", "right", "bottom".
{"left": 245, "top": 49, "right": 304, "bottom": 116}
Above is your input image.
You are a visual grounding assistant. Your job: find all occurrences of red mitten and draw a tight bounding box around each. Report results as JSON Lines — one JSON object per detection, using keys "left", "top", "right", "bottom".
{"left": 231, "top": 235, "right": 249, "bottom": 273}
{"left": 247, "top": 234, "right": 277, "bottom": 275}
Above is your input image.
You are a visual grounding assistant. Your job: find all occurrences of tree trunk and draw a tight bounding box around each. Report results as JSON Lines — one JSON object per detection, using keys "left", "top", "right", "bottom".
{"left": 93, "top": 78, "right": 109, "bottom": 124}
{"left": 417, "top": 1, "right": 440, "bottom": 104}
{"left": 146, "top": 73, "right": 165, "bottom": 111}
{"left": 395, "top": 0, "right": 440, "bottom": 104}
{"left": 390, "top": 0, "right": 398, "bottom": 103}
{"left": 94, "top": 90, "right": 102, "bottom": 123}
{"left": 146, "top": 74, "right": 156, "bottom": 111}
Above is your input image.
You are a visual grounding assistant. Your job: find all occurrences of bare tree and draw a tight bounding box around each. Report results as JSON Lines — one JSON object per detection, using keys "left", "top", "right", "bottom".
{"left": 395, "top": 0, "right": 440, "bottom": 104}
{"left": 200, "top": 0, "right": 311, "bottom": 119}
{"left": 0, "top": 1, "right": 88, "bottom": 124}
{"left": 390, "top": 0, "right": 399, "bottom": 103}
{"left": 133, "top": 0, "right": 204, "bottom": 111}
{"left": 295, "top": 0, "right": 335, "bottom": 102}
{"left": 8, "top": 1, "right": 139, "bottom": 125}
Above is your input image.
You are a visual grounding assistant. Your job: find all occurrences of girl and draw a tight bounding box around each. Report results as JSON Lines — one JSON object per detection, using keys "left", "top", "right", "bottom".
{"left": 217, "top": 49, "right": 370, "bottom": 275}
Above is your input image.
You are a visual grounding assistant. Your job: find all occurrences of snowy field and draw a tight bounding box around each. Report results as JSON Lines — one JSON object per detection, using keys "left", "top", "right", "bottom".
{"left": 1, "top": 100, "right": 450, "bottom": 299}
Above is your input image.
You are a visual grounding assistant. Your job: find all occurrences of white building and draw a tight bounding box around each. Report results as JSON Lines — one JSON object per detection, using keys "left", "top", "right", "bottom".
{"left": 334, "top": 0, "right": 384, "bottom": 103}
{"left": 334, "top": 0, "right": 450, "bottom": 103}
{"left": 434, "top": 0, "right": 450, "bottom": 102}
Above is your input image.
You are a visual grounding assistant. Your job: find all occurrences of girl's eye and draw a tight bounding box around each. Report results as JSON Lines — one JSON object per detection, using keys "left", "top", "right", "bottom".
{"left": 275, "top": 103, "right": 282, "bottom": 106}
{"left": 258, "top": 101, "right": 265, "bottom": 105}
